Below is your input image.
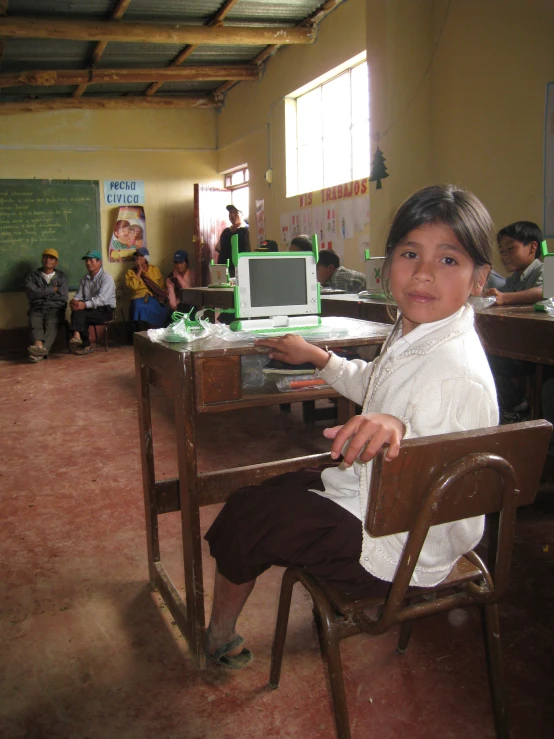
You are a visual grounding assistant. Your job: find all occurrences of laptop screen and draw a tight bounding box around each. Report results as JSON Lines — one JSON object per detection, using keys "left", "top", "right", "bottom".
{"left": 234, "top": 251, "right": 319, "bottom": 319}
{"left": 249, "top": 258, "right": 307, "bottom": 307}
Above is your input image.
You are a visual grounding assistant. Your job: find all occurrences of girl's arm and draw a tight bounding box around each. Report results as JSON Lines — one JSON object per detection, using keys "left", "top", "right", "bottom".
{"left": 324, "top": 413, "right": 405, "bottom": 465}
{"left": 254, "top": 335, "right": 330, "bottom": 369}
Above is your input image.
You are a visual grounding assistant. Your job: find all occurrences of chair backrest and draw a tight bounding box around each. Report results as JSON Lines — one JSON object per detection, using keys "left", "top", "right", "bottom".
{"left": 366, "top": 420, "right": 552, "bottom": 537}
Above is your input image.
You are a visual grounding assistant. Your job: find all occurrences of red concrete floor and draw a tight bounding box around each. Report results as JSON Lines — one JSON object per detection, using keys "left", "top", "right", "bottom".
{"left": 1, "top": 346, "right": 553, "bottom": 739}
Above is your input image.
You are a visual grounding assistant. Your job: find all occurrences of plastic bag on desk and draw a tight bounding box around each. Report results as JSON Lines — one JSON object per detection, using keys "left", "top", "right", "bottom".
{"left": 147, "top": 310, "right": 210, "bottom": 344}
{"left": 468, "top": 296, "right": 496, "bottom": 310}
{"left": 539, "top": 298, "right": 554, "bottom": 317}
{"left": 194, "top": 308, "right": 256, "bottom": 343}
{"left": 241, "top": 354, "right": 272, "bottom": 388}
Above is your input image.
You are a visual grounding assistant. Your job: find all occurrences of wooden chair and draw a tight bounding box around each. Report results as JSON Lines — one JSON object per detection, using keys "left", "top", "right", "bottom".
{"left": 91, "top": 316, "right": 121, "bottom": 352}
{"left": 269, "top": 420, "right": 552, "bottom": 739}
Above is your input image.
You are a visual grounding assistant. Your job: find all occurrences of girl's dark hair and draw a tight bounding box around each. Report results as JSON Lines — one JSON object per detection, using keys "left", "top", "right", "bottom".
{"left": 382, "top": 184, "right": 494, "bottom": 296}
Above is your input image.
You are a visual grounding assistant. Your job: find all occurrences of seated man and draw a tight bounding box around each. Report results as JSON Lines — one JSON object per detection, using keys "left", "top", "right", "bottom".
{"left": 25, "top": 248, "right": 68, "bottom": 363}
{"left": 316, "top": 249, "right": 366, "bottom": 293}
{"left": 288, "top": 234, "right": 312, "bottom": 252}
{"left": 69, "top": 250, "right": 116, "bottom": 356}
{"left": 485, "top": 221, "right": 544, "bottom": 421}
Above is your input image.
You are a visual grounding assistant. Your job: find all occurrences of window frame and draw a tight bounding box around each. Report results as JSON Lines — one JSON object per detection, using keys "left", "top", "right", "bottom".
{"left": 285, "top": 52, "right": 369, "bottom": 197}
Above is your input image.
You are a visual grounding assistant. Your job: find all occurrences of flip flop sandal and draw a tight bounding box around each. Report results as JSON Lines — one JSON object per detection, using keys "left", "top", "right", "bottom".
{"left": 28, "top": 355, "right": 44, "bottom": 363}
{"left": 74, "top": 345, "right": 93, "bottom": 355}
{"left": 206, "top": 634, "right": 253, "bottom": 670}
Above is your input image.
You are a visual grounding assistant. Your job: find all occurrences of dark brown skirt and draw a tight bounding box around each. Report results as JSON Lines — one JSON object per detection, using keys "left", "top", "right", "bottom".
{"left": 204, "top": 467, "right": 392, "bottom": 599}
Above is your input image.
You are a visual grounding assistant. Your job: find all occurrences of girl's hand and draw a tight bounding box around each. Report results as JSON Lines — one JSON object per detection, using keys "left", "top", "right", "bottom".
{"left": 255, "top": 334, "right": 330, "bottom": 369}
{"left": 323, "top": 413, "right": 405, "bottom": 465}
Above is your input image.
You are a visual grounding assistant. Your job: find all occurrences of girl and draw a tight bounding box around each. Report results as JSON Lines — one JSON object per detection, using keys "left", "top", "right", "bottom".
{"left": 204, "top": 184, "right": 499, "bottom": 669}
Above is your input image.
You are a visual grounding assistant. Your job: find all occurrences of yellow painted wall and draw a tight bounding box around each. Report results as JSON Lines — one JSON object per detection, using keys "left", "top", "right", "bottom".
{"left": 366, "top": 0, "right": 554, "bottom": 262}
{"left": 0, "top": 109, "right": 218, "bottom": 328}
{"left": 431, "top": 0, "right": 554, "bottom": 239}
{"left": 217, "top": 0, "right": 369, "bottom": 265}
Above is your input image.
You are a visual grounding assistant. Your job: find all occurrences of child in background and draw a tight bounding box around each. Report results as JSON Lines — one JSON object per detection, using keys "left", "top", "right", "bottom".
{"left": 203, "top": 184, "right": 498, "bottom": 669}
{"left": 485, "top": 221, "right": 544, "bottom": 421}
{"left": 485, "top": 221, "right": 543, "bottom": 305}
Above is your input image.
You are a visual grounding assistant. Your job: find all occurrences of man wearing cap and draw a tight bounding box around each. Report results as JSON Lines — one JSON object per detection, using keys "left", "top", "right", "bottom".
{"left": 25, "top": 248, "right": 69, "bottom": 363}
{"left": 69, "top": 250, "right": 116, "bottom": 355}
{"left": 166, "top": 249, "right": 194, "bottom": 313}
{"left": 125, "top": 246, "right": 168, "bottom": 328}
{"left": 215, "top": 204, "right": 250, "bottom": 277}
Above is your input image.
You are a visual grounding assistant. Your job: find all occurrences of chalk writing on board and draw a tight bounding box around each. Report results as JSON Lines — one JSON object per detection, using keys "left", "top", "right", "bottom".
{"left": 0, "top": 179, "right": 101, "bottom": 292}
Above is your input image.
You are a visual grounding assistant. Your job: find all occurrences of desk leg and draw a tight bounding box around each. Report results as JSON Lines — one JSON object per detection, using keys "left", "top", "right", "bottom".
{"left": 174, "top": 352, "right": 207, "bottom": 670}
{"left": 337, "top": 397, "right": 356, "bottom": 425}
{"left": 135, "top": 359, "right": 160, "bottom": 578}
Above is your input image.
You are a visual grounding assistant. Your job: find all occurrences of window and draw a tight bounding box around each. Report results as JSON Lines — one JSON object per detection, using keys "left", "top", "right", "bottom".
{"left": 223, "top": 165, "right": 249, "bottom": 217}
{"left": 286, "top": 53, "right": 369, "bottom": 196}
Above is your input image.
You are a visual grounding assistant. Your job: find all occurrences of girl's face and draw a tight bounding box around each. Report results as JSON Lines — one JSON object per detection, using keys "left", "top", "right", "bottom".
{"left": 174, "top": 261, "right": 188, "bottom": 275}
{"left": 135, "top": 255, "right": 147, "bottom": 270}
{"left": 389, "top": 223, "right": 487, "bottom": 336}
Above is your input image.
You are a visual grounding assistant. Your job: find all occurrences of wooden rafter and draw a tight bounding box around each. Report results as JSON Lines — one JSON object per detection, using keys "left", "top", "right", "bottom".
{"left": 145, "top": 0, "right": 242, "bottom": 97}
{"left": 212, "top": 0, "right": 344, "bottom": 101}
{"left": 0, "top": 95, "right": 219, "bottom": 114}
{"left": 0, "top": 17, "right": 315, "bottom": 45}
{"left": 2, "top": 65, "right": 260, "bottom": 88}
{"left": 73, "top": 0, "right": 132, "bottom": 98}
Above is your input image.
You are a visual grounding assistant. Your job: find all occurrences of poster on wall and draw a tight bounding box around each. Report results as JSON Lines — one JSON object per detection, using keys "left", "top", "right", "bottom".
{"left": 280, "top": 213, "right": 290, "bottom": 246}
{"left": 545, "top": 82, "right": 554, "bottom": 237}
{"left": 255, "top": 199, "right": 266, "bottom": 246}
{"left": 104, "top": 180, "right": 144, "bottom": 206}
{"left": 109, "top": 205, "right": 147, "bottom": 262}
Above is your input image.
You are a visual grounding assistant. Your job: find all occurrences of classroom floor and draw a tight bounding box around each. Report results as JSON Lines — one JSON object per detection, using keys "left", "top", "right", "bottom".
{"left": 1, "top": 344, "right": 553, "bottom": 739}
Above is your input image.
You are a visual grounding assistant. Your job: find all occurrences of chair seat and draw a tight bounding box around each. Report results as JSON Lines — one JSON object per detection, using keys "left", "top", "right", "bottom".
{"left": 311, "top": 554, "right": 484, "bottom": 616}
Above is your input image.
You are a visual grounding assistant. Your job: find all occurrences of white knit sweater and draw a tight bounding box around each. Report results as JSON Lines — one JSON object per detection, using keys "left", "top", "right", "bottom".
{"left": 316, "top": 304, "right": 499, "bottom": 586}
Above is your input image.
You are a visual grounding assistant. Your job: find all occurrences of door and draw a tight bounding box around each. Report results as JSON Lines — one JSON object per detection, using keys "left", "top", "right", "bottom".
{"left": 193, "top": 184, "right": 229, "bottom": 286}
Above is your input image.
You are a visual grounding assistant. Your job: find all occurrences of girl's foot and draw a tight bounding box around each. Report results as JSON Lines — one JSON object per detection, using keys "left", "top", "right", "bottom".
{"left": 205, "top": 629, "right": 253, "bottom": 669}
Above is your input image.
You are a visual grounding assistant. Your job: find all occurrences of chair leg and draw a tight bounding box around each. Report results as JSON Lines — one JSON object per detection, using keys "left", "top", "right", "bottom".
{"left": 396, "top": 621, "right": 413, "bottom": 654}
{"left": 104, "top": 323, "right": 109, "bottom": 352}
{"left": 92, "top": 324, "right": 99, "bottom": 348}
{"left": 313, "top": 596, "right": 352, "bottom": 739}
{"left": 269, "top": 568, "right": 299, "bottom": 689}
{"left": 482, "top": 604, "right": 509, "bottom": 739}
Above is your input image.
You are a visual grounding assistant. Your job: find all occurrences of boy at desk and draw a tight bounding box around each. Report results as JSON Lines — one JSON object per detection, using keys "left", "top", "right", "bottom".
{"left": 485, "top": 221, "right": 544, "bottom": 422}
{"left": 484, "top": 221, "right": 543, "bottom": 305}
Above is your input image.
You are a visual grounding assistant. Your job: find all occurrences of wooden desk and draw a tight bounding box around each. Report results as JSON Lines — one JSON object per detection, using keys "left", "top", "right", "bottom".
{"left": 475, "top": 305, "right": 554, "bottom": 365}
{"left": 181, "top": 286, "right": 234, "bottom": 310}
{"left": 322, "top": 293, "right": 397, "bottom": 324}
{"left": 134, "top": 318, "right": 391, "bottom": 669}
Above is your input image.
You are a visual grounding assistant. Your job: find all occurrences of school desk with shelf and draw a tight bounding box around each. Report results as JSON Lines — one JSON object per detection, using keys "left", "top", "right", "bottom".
{"left": 321, "top": 296, "right": 554, "bottom": 416}
{"left": 134, "top": 318, "right": 392, "bottom": 669}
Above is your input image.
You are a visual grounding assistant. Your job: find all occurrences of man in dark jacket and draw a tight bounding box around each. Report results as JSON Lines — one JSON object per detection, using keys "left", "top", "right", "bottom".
{"left": 25, "top": 248, "right": 68, "bottom": 363}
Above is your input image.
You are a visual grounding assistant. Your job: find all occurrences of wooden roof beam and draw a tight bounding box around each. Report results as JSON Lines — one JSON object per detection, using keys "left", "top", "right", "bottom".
{"left": 1, "top": 65, "right": 261, "bottom": 88}
{"left": 0, "top": 17, "right": 316, "bottom": 45}
{"left": 0, "top": 95, "right": 220, "bottom": 114}
{"left": 74, "top": 0, "right": 133, "bottom": 97}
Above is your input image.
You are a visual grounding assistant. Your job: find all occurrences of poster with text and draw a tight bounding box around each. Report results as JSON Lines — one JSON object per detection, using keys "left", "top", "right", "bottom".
{"left": 280, "top": 213, "right": 290, "bottom": 246}
{"left": 109, "top": 205, "right": 146, "bottom": 262}
{"left": 255, "top": 199, "right": 266, "bottom": 246}
{"left": 300, "top": 208, "right": 313, "bottom": 237}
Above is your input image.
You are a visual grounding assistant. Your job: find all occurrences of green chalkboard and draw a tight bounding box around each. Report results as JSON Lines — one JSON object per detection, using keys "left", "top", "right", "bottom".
{"left": 0, "top": 179, "right": 101, "bottom": 293}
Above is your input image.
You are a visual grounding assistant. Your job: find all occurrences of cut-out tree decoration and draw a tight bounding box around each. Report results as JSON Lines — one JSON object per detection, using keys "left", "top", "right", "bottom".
{"left": 369, "top": 146, "right": 389, "bottom": 189}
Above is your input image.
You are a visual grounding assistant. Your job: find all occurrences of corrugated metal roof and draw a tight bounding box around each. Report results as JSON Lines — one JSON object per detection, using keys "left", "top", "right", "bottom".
{"left": 0, "top": 1, "right": 345, "bottom": 109}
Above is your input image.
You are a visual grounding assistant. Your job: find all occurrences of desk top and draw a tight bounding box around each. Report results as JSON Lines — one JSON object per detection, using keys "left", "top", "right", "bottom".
{"left": 135, "top": 317, "right": 392, "bottom": 358}
{"left": 475, "top": 304, "right": 554, "bottom": 322}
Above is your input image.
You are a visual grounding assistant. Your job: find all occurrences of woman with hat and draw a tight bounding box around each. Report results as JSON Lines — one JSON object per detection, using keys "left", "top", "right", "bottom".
{"left": 166, "top": 249, "right": 195, "bottom": 314}
{"left": 215, "top": 204, "right": 250, "bottom": 277}
{"left": 125, "top": 246, "right": 168, "bottom": 328}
